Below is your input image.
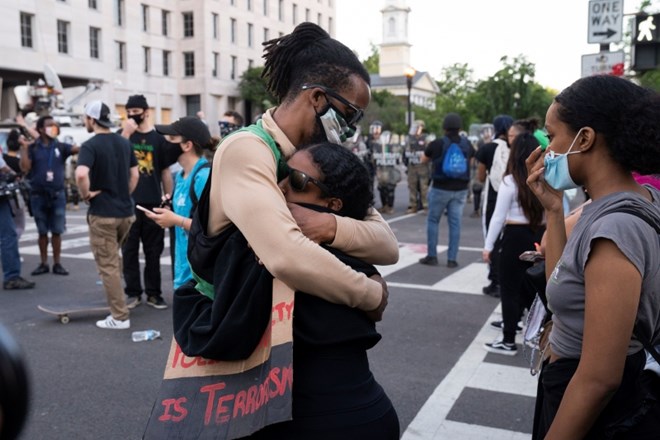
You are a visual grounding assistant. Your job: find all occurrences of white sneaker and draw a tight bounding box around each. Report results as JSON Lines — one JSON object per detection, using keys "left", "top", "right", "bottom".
{"left": 96, "top": 315, "right": 130, "bottom": 330}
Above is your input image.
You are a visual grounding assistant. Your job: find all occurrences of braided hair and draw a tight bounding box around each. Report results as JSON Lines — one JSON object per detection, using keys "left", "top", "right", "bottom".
{"left": 262, "top": 22, "right": 370, "bottom": 104}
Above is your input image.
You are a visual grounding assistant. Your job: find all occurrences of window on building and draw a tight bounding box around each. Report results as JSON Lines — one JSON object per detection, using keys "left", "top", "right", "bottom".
{"left": 88, "top": 0, "right": 98, "bottom": 9}
{"left": 20, "top": 12, "right": 33, "bottom": 48}
{"left": 184, "top": 51, "right": 195, "bottom": 77}
{"left": 292, "top": 4, "right": 297, "bottom": 25}
{"left": 162, "top": 10, "right": 170, "bottom": 36}
{"left": 278, "top": 0, "right": 283, "bottom": 21}
{"left": 89, "top": 27, "right": 100, "bottom": 59}
{"left": 141, "top": 4, "right": 149, "bottom": 32}
{"left": 57, "top": 20, "right": 70, "bottom": 54}
{"left": 317, "top": 13, "right": 322, "bottom": 25}
{"left": 328, "top": 16, "right": 333, "bottom": 33}
{"left": 212, "top": 13, "right": 219, "bottom": 39}
{"left": 116, "top": 41, "right": 126, "bottom": 70}
{"left": 231, "top": 55, "right": 237, "bottom": 80}
{"left": 247, "top": 0, "right": 252, "bottom": 11}
{"left": 263, "top": 0, "right": 268, "bottom": 15}
{"left": 115, "top": 0, "right": 125, "bottom": 27}
{"left": 143, "top": 46, "right": 151, "bottom": 73}
{"left": 263, "top": 27, "right": 269, "bottom": 42}
{"left": 185, "top": 95, "right": 201, "bottom": 116}
{"left": 230, "top": 18, "right": 237, "bottom": 44}
{"left": 305, "top": 8, "right": 310, "bottom": 22}
{"left": 248, "top": 59, "right": 254, "bottom": 69}
{"left": 183, "top": 12, "right": 194, "bottom": 37}
{"left": 230, "top": 0, "right": 235, "bottom": 5}
{"left": 247, "top": 23, "right": 253, "bottom": 47}
{"left": 163, "top": 50, "right": 171, "bottom": 76}
{"left": 212, "top": 52, "right": 219, "bottom": 77}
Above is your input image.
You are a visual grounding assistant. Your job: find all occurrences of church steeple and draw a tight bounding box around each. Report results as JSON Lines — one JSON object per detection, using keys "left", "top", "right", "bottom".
{"left": 379, "top": 0, "right": 412, "bottom": 77}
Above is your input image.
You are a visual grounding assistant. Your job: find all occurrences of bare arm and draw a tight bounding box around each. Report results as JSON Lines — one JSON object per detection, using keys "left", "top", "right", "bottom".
{"left": 477, "top": 162, "right": 487, "bottom": 183}
{"left": 545, "top": 239, "right": 641, "bottom": 439}
{"left": 19, "top": 141, "right": 32, "bottom": 174}
{"left": 161, "top": 168, "right": 173, "bottom": 197}
{"left": 128, "top": 166, "right": 139, "bottom": 194}
{"left": 75, "top": 165, "right": 98, "bottom": 201}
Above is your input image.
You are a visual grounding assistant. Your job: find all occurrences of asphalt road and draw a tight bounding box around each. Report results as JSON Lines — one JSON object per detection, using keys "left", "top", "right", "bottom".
{"left": 2, "top": 181, "right": 537, "bottom": 440}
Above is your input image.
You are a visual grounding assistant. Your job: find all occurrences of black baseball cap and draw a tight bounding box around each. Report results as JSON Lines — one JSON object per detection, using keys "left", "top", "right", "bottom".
{"left": 155, "top": 117, "right": 211, "bottom": 148}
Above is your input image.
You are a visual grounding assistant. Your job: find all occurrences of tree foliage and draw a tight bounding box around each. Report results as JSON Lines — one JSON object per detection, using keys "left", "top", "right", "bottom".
{"left": 362, "top": 43, "right": 380, "bottom": 75}
{"left": 465, "top": 55, "right": 554, "bottom": 124}
{"left": 238, "top": 66, "right": 277, "bottom": 111}
{"left": 361, "top": 89, "right": 406, "bottom": 134}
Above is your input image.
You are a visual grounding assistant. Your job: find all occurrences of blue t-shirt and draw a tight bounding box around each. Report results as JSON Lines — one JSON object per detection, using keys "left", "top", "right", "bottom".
{"left": 173, "top": 158, "right": 210, "bottom": 289}
{"left": 28, "top": 139, "right": 73, "bottom": 191}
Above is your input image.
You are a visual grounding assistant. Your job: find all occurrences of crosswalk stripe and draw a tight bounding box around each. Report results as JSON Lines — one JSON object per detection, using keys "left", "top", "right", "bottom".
{"left": 467, "top": 363, "right": 537, "bottom": 398}
{"left": 431, "top": 262, "right": 489, "bottom": 295}
{"left": 402, "top": 306, "right": 536, "bottom": 440}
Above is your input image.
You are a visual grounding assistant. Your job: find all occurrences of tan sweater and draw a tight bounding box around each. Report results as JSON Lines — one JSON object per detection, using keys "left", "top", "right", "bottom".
{"left": 208, "top": 109, "right": 399, "bottom": 311}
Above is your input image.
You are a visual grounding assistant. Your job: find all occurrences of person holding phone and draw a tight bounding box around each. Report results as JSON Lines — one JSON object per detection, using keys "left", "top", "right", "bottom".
{"left": 139, "top": 117, "right": 218, "bottom": 290}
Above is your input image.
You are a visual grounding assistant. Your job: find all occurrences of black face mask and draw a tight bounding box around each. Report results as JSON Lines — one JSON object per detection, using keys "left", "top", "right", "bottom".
{"left": 128, "top": 114, "right": 144, "bottom": 125}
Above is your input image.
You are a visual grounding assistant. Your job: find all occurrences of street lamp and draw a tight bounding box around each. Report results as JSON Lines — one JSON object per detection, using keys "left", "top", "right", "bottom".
{"left": 404, "top": 67, "right": 415, "bottom": 132}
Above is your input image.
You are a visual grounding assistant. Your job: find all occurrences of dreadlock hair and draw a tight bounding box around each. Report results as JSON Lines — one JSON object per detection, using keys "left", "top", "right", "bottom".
{"left": 505, "top": 132, "right": 544, "bottom": 229}
{"left": 261, "top": 22, "right": 370, "bottom": 104}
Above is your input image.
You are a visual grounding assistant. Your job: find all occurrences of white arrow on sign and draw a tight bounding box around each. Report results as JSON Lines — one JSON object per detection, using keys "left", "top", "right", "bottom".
{"left": 588, "top": 0, "right": 623, "bottom": 44}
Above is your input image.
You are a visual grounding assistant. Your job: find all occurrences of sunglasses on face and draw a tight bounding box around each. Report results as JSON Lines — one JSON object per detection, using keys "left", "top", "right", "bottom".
{"left": 301, "top": 83, "right": 365, "bottom": 127}
{"left": 287, "top": 166, "right": 331, "bottom": 196}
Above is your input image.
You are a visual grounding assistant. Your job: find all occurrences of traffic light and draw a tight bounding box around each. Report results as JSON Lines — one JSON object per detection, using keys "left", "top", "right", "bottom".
{"left": 632, "top": 13, "right": 660, "bottom": 72}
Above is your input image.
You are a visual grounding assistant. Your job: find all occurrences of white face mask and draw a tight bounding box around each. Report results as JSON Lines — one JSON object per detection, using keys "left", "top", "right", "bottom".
{"left": 317, "top": 106, "right": 354, "bottom": 144}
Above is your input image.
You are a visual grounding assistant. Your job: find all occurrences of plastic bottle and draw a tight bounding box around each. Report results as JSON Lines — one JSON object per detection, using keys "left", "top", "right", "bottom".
{"left": 131, "top": 330, "right": 161, "bottom": 342}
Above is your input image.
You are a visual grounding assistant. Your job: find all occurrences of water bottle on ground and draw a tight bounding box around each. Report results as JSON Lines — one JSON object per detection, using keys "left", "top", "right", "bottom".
{"left": 131, "top": 330, "right": 161, "bottom": 342}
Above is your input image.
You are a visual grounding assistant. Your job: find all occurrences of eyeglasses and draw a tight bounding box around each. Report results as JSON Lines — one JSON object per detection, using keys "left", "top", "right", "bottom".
{"left": 301, "top": 83, "right": 364, "bottom": 127}
{"left": 287, "top": 166, "right": 331, "bottom": 196}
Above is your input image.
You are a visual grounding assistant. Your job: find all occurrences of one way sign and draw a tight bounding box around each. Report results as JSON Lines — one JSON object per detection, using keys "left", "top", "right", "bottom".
{"left": 588, "top": 0, "right": 623, "bottom": 44}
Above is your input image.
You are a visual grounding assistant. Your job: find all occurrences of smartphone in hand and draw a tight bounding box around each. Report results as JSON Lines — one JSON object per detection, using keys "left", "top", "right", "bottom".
{"left": 136, "top": 204, "right": 154, "bottom": 214}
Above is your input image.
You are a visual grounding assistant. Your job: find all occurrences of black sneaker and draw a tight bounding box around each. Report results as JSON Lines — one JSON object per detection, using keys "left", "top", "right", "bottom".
{"left": 490, "top": 320, "right": 523, "bottom": 333}
{"left": 146, "top": 296, "right": 168, "bottom": 310}
{"left": 31, "top": 263, "right": 49, "bottom": 276}
{"left": 4, "top": 277, "right": 36, "bottom": 290}
{"left": 419, "top": 256, "right": 439, "bottom": 266}
{"left": 482, "top": 283, "right": 501, "bottom": 298}
{"left": 484, "top": 339, "right": 518, "bottom": 356}
{"left": 447, "top": 260, "right": 459, "bottom": 268}
{"left": 52, "top": 263, "right": 69, "bottom": 276}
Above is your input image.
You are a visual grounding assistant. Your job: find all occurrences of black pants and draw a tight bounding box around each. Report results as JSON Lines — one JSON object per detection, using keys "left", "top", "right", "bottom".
{"left": 122, "top": 207, "right": 164, "bottom": 298}
{"left": 485, "top": 197, "right": 500, "bottom": 285}
{"left": 534, "top": 350, "right": 660, "bottom": 439}
{"left": 499, "top": 224, "right": 545, "bottom": 343}
{"left": 378, "top": 184, "right": 396, "bottom": 208}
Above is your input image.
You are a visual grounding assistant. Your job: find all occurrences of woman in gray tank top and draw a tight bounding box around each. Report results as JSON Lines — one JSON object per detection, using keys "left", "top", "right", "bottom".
{"left": 526, "top": 75, "right": 660, "bottom": 439}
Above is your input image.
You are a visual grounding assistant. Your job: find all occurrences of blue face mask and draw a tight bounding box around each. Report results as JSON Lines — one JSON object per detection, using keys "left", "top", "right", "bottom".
{"left": 543, "top": 129, "right": 583, "bottom": 191}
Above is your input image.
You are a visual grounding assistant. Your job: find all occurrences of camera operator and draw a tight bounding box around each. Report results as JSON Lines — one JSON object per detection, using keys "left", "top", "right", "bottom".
{"left": 3, "top": 129, "right": 29, "bottom": 238}
{"left": 0, "top": 156, "right": 35, "bottom": 290}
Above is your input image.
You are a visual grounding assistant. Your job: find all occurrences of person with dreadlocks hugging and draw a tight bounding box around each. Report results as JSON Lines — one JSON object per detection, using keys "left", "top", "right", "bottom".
{"left": 176, "top": 22, "right": 400, "bottom": 439}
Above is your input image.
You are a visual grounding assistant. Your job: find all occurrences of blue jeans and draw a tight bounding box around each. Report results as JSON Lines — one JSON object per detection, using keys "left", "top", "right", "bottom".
{"left": 0, "top": 200, "right": 21, "bottom": 282}
{"left": 426, "top": 187, "right": 468, "bottom": 262}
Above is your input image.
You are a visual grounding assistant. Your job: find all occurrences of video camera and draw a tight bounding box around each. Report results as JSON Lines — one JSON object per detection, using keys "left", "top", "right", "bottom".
{"left": 0, "top": 173, "right": 30, "bottom": 203}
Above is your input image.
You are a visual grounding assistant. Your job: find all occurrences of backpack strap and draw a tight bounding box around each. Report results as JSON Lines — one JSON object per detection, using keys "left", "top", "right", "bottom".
{"left": 187, "top": 162, "right": 211, "bottom": 217}
{"left": 228, "top": 119, "right": 288, "bottom": 181}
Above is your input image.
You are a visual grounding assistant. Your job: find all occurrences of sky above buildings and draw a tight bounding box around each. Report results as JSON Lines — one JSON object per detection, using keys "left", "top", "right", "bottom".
{"left": 336, "top": 0, "right": 650, "bottom": 92}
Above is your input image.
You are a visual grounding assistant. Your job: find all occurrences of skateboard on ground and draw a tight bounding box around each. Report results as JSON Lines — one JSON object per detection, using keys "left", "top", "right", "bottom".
{"left": 37, "top": 302, "right": 110, "bottom": 324}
